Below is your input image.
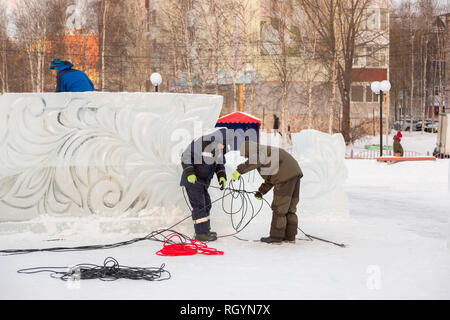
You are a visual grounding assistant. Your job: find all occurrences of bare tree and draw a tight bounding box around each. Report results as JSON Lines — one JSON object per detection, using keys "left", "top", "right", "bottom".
{"left": 293, "top": 17, "right": 325, "bottom": 130}
{"left": 122, "top": 0, "right": 152, "bottom": 91}
{"left": 418, "top": 0, "right": 433, "bottom": 133}
{"left": 261, "top": 0, "right": 304, "bottom": 142}
{"left": 159, "top": 0, "right": 198, "bottom": 93}
{"left": 390, "top": 2, "right": 415, "bottom": 129}
{"left": 195, "top": 0, "right": 228, "bottom": 94}
{"left": 390, "top": 0, "right": 446, "bottom": 133}
{"left": 100, "top": 0, "right": 108, "bottom": 91}
{"left": 300, "top": 0, "right": 386, "bottom": 143}
{"left": 0, "top": 1, "right": 8, "bottom": 93}
{"left": 436, "top": 15, "right": 446, "bottom": 116}
{"left": 13, "top": 0, "right": 50, "bottom": 92}
{"left": 207, "top": 0, "right": 259, "bottom": 111}
{"left": 407, "top": 1, "right": 417, "bottom": 133}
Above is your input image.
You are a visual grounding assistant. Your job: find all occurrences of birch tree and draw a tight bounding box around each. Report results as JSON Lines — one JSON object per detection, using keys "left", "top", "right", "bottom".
{"left": 0, "top": 2, "right": 8, "bottom": 93}
{"left": 13, "top": 0, "right": 50, "bottom": 92}
{"left": 100, "top": 0, "right": 108, "bottom": 91}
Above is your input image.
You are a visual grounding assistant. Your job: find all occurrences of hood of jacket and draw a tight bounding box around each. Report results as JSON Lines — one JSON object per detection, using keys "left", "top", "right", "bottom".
{"left": 200, "top": 127, "right": 234, "bottom": 154}
{"left": 57, "top": 61, "right": 74, "bottom": 73}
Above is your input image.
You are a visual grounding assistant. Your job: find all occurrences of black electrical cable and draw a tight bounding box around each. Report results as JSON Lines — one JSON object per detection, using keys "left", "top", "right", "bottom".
{"left": 0, "top": 178, "right": 345, "bottom": 256}
{"left": 208, "top": 179, "right": 265, "bottom": 238}
{"left": 17, "top": 257, "right": 171, "bottom": 282}
{"left": 205, "top": 179, "right": 346, "bottom": 247}
{"left": 0, "top": 183, "right": 237, "bottom": 255}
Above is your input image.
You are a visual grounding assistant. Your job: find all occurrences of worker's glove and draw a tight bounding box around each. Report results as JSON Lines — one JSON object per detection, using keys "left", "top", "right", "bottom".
{"left": 187, "top": 174, "right": 197, "bottom": 184}
{"left": 254, "top": 191, "right": 263, "bottom": 200}
{"left": 219, "top": 177, "right": 226, "bottom": 190}
{"left": 231, "top": 170, "right": 241, "bottom": 181}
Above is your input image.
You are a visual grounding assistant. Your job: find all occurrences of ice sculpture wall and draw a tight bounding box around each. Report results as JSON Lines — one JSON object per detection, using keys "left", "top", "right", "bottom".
{"left": 291, "top": 129, "right": 349, "bottom": 219}
{"left": 0, "top": 93, "right": 223, "bottom": 229}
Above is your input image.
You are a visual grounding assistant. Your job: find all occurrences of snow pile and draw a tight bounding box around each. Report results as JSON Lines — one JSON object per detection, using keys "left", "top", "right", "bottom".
{"left": 291, "top": 129, "right": 349, "bottom": 220}
{"left": 259, "top": 130, "right": 283, "bottom": 147}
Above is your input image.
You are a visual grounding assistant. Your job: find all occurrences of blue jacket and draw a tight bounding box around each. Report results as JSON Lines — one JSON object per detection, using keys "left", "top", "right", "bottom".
{"left": 56, "top": 61, "right": 94, "bottom": 92}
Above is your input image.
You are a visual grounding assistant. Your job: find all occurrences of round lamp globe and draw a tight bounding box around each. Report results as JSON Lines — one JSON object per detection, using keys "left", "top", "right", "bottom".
{"left": 371, "top": 81, "right": 381, "bottom": 94}
{"left": 380, "top": 80, "right": 391, "bottom": 92}
{"left": 150, "top": 73, "right": 162, "bottom": 87}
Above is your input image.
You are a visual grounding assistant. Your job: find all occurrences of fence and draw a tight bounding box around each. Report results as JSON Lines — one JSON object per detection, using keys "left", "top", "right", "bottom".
{"left": 346, "top": 149, "right": 425, "bottom": 159}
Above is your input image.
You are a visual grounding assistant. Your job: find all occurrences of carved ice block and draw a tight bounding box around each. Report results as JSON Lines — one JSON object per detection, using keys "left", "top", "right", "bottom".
{"left": 291, "top": 129, "right": 349, "bottom": 220}
{"left": 0, "top": 92, "right": 223, "bottom": 224}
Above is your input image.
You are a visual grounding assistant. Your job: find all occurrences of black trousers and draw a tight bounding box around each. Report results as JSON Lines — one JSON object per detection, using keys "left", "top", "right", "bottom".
{"left": 185, "top": 182, "right": 212, "bottom": 234}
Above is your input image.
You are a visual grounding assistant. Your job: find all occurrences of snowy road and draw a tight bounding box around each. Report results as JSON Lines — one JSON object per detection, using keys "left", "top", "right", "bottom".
{"left": 0, "top": 159, "right": 449, "bottom": 299}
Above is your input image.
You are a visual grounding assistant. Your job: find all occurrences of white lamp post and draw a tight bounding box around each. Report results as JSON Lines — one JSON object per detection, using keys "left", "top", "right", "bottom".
{"left": 150, "top": 72, "right": 162, "bottom": 92}
{"left": 371, "top": 80, "right": 391, "bottom": 157}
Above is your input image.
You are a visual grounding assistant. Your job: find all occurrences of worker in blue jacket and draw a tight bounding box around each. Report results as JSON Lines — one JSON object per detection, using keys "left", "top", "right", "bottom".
{"left": 50, "top": 58, "right": 94, "bottom": 92}
{"left": 180, "top": 128, "right": 233, "bottom": 242}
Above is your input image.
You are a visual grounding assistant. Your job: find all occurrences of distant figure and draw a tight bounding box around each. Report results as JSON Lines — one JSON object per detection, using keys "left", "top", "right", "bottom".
{"left": 287, "top": 124, "right": 292, "bottom": 143}
{"left": 273, "top": 115, "right": 280, "bottom": 135}
{"left": 50, "top": 58, "right": 94, "bottom": 92}
{"left": 393, "top": 131, "right": 404, "bottom": 157}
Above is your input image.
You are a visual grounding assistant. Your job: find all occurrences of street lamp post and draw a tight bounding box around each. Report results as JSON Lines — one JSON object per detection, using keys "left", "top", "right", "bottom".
{"left": 371, "top": 80, "right": 391, "bottom": 157}
{"left": 150, "top": 72, "right": 162, "bottom": 92}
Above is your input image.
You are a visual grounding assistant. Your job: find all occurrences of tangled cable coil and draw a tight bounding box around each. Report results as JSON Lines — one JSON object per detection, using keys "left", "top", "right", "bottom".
{"left": 17, "top": 257, "right": 171, "bottom": 282}
{"left": 156, "top": 234, "right": 224, "bottom": 256}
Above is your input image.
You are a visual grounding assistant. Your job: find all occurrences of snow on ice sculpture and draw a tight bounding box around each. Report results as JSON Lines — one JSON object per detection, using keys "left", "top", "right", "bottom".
{"left": 0, "top": 93, "right": 222, "bottom": 230}
{"left": 291, "top": 129, "right": 349, "bottom": 219}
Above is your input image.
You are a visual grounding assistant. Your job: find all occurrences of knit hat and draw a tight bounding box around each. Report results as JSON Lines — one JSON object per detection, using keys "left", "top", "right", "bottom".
{"left": 397, "top": 131, "right": 402, "bottom": 138}
{"left": 49, "top": 58, "right": 63, "bottom": 70}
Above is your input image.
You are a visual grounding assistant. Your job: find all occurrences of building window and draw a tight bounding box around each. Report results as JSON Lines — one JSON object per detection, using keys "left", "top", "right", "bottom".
{"left": 380, "top": 9, "right": 389, "bottom": 30}
{"left": 365, "top": 8, "right": 376, "bottom": 30}
{"left": 354, "top": 47, "right": 365, "bottom": 66}
{"left": 365, "top": 85, "right": 379, "bottom": 102}
{"left": 351, "top": 85, "right": 364, "bottom": 102}
{"left": 365, "top": 8, "right": 389, "bottom": 30}
{"left": 366, "top": 46, "right": 386, "bottom": 67}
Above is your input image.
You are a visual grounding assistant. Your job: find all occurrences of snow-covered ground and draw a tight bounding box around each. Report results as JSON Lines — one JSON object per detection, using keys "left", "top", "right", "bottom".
{"left": 0, "top": 133, "right": 449, "bottom": 300}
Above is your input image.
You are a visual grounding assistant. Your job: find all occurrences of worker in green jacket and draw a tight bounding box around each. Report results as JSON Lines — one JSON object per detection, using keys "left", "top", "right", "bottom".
{"left": 231, "top": 141, "right": 303, "bottom": 244}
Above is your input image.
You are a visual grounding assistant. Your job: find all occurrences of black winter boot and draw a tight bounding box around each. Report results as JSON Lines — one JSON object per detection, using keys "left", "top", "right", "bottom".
{"left": 260, "top": 236, "right": 283, "bottom": 244}
{"left": 194, "top": 232, "right": 217, "bottom": 242}
{"left": 283, "top": 237, "right": 296, "bottom": 244}
{"left": 209, "top": 231, "right": 217, "bottom": 237}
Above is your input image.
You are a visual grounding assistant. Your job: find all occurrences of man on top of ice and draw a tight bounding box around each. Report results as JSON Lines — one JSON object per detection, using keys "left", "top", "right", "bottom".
{"left": 231, "top": 141, "right": 303, "bottom": 244}
{"left": 393, "top": 131, "right": 404, "bottom": 157}
{"left": 180, "top": 128, "right": 233, "bottom": 242}
{"left": 50, "top": 58, "right": 95, "bottom": 92}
